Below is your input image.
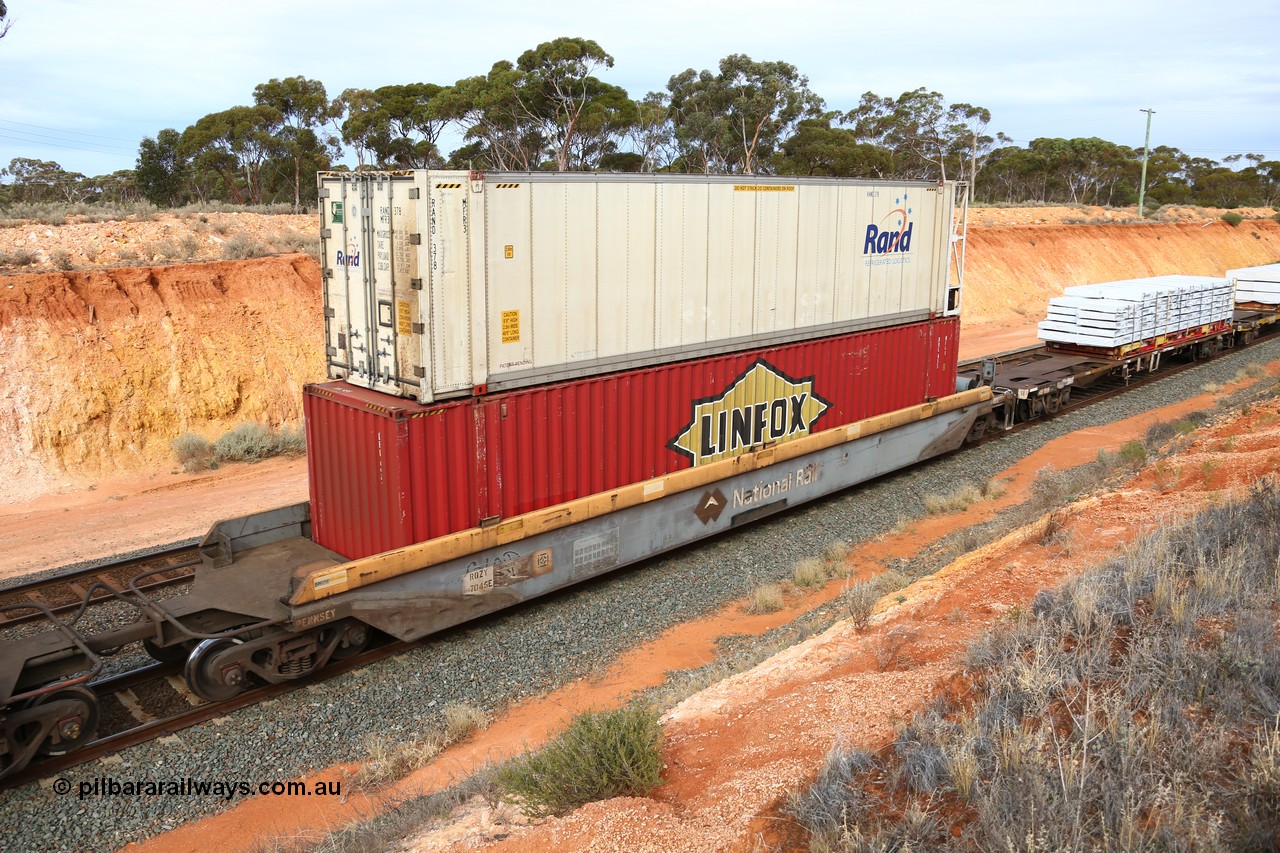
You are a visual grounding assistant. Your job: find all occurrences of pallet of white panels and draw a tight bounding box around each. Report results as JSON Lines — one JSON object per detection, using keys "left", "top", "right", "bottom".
{"left": 1039, "top": 275, "right": 1234, "bottom": 357}
{"left": 1227, "top": 263, "right": 1280, "bottom": 306}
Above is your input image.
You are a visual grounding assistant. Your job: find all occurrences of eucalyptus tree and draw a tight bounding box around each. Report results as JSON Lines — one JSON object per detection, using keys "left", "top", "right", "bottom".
{"left": 338, "top": 83, "right": 451, "bottom": 169}
{"left": 181, "top": 105, "right": 284, "bottom": 205}
{"left": 667, "top": 54, "right": 824, "bottom": 174}
{"left": 439, "top": 37, "right": 634, "bottom": 171}
{"left": 625, "top": 92, "right": 678, "bottom": 172}
{"left": 772, "top": 118, "right": 891, "bottom": 178}
{"left": 1, "top": 158, "right": 85, "bottom": 202}
{"left": 253, "top": 76, "right": 339, "bottom": 208}
{"left": 847, "top": 88, "right": 995, "bottom": 182}
{"left": 435, "top": 62, "right": 545, "bottom": 171}
{"left": 135, "top": 128, "right": 188, "bottom": 206}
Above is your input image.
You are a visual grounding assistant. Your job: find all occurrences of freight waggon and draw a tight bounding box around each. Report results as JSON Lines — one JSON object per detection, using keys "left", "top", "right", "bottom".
{"left": 0, "top": 175, "right": 1276, "bottom": 780}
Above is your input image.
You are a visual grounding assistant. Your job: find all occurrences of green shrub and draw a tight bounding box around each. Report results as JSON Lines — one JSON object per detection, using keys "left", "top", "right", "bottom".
{"left": 496, "top": 705, "right": 664, "bottom": 818}
{"left": 1221, "top": 211, "right": 1244, "bottom": 227}
{"left": 171, "top": 432, "right": 214, "bottom": 473}
{"left": 220, "top": 233, "right": 268, "bottom": 259}
{"left": 1118, "top": 439, "right": 1149, "bottom": 467}
{"left": 0, "top": 249, "right": 38, "bottom": 267}
{"left": 211, "top": 423, "right": 306, "bottom": 463}
{"left": 178, "top": 233, "right": 202, "bottom": 257}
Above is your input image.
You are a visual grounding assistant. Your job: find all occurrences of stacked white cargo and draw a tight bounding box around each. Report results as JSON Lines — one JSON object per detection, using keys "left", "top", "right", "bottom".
{"left": 1227, "top": 263, "right": 1280, "bottom": 306}
{"left": 318, "top": 171, "right": 966, "bottom": 403}
{"left": 1038, "top": 275, "right": 1233, "bottom": 348}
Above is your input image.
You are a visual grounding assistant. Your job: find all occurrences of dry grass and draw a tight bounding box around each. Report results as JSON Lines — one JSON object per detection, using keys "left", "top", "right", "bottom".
{"left": 745, "top": 583, "right": 784, "bottom": 614}
{"left": 923, "top": 483, "right": 983, "bottom": 515}
{"left": 793, "top": 557, "right": 827, "bottom": 588}
{"left": 789, "top": 480, "right": 1280, "bottom": 850}
{"left": 357, "top": 702, "right": 488, "bottom": 788}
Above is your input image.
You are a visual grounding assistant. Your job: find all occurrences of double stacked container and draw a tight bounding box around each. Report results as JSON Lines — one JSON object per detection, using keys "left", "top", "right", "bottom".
{"left": 309, "top": 171, "right": 967, "bottom": 560}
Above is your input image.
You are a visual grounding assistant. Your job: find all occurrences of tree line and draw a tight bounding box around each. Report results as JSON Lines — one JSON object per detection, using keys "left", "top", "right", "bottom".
{"left": 2, "top": 37, "right": 1277, "bottom": 211}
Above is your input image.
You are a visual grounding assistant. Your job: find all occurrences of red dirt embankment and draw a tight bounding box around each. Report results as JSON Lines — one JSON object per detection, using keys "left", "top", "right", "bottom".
{"left": 0, "top": 256, "right": 323, "bottom": 502}
{"left": 961, "top": 219, "right": 1280, "bottom": 327}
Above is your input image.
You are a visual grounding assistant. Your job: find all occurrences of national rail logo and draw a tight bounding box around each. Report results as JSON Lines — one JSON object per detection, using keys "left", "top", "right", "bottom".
{"left": 863, "top": 192, "right": 914, "bottom": 262}
{"left": 668, "top": 359, "right": 830, "bottom": 467}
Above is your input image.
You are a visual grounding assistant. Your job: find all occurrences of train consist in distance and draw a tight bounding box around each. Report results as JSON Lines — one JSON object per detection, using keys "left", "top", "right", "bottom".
{"left": 1, "top": 173, "right": 1277, "bottom": 780}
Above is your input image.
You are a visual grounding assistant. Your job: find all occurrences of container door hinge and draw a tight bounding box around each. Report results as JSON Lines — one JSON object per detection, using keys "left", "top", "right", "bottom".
{"left": 324, "top": 268, "right": 334, "bottom": 279}
{"left": 326, "top": 346, "right": 338, "bottom": 356}
{"left": 413, "top": 367, "right": 427, "bottom": 378}
{"left": 408, "top": 188, "right": 420, "bottom": 199}
{"left": 409, "top": 233, "right": 422, "bottom": 245}
{"left": 411, "top": 323, "right": 425, "bottom": 334}
{"left": 410, "top": 278, "right": 423, "bottom": 290}
{"left": 324, "top": 307, "right": 335, "bottom": 318}
{"left": 319, "top": 188, "right": 330, "bottom": 198}
{"left": 321, "top": 228, "right": 332, "bottom": 239}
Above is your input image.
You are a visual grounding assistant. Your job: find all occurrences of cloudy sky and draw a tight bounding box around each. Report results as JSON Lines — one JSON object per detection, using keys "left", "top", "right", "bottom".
{"left": 1, "top": 0, "right": 1277, "bottom": 180}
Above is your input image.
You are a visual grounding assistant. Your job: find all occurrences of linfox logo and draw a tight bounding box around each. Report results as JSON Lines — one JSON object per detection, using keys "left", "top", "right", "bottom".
{"left": 863, "top": 192, "right": 914, "bottom": 256}
{"left": 669, "top": 360, "right": 830, "bottom": 466}
{"left": 335, "top": 241, "right": 361, "bottom": 268}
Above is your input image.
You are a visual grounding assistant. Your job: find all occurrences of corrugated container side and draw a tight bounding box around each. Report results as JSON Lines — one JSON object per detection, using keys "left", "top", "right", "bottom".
{"left": 305, "top": 387, "right": 478, "bottom": 560}
{"left": 308, "top": 317, "right": 959, "bottom": 560}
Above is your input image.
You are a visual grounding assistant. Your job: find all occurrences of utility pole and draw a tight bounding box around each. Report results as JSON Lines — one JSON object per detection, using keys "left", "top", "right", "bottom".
{"left": 1138, "top": 108, "right": 1156, "bottom": 217}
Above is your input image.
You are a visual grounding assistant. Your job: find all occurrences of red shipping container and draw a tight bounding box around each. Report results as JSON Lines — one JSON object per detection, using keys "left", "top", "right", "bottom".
{"left": 305, "top": 316, "right": 959, "bottom": 560}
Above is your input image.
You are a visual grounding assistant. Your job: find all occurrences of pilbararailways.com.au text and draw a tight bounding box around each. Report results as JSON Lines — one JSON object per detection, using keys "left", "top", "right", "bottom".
{"left": 55, "top": 775, "right": 341, "bottom": 801}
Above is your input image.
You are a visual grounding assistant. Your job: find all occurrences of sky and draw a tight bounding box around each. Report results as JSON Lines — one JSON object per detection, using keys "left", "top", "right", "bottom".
{"left": 1, "top": 0, "right": 1278, "bottom": 180}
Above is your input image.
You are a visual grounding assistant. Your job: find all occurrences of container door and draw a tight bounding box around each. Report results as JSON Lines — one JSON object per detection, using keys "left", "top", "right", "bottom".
{"left": 426, "top": 172, "right": 475, "bottom": 396}
{"left": 319, "top": 172, "right": 426, "bottom": 400}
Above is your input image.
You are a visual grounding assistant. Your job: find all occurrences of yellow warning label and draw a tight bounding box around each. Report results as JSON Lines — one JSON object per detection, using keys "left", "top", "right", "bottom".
{"left": 734, "top": 185, "right": 795, "bottom": 192}
{"left": 396, "top": 300, "right": 412, "bottom": 335}
{"left": 501, "top": 310, "right": 520, "bottom": 343}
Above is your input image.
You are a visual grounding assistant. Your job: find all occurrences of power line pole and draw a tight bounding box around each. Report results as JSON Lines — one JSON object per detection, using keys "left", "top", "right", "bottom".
{"left": 1138, "top": 108, "right": 1156, "bottom": 217}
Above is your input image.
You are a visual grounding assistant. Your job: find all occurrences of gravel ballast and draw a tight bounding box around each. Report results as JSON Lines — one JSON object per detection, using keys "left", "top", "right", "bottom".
{"left": 2, "top": 336, "right": 1279, "bottom": 851}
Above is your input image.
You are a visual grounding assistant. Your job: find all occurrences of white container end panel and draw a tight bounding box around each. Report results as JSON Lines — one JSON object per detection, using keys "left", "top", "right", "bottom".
{"left": 319, "top": 172, "right": 434, "bottom": 398}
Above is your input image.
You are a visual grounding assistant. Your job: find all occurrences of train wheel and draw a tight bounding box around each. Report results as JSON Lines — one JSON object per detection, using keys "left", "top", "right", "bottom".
{"left": 184, "top": 638, "right": 247, "bottom": 703}
{"left": 32, "top": 685, "right": 100, "bottom": 755}
{"left": 323, "top": 623, "right": 370, "bottom": 661}
{"left": 1044, "top": 392, "right": 1062, "bottom": 415}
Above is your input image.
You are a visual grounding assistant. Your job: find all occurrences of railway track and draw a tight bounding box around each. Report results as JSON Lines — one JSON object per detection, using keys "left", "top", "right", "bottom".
{"left": 2, "top": 337, "right": 1272, "bottom": 788}
{"left": 0, "top": 635, "right": 414, "bottom": 791}
{"left": 0, "top": 544, "right": 200, "bottom": 631}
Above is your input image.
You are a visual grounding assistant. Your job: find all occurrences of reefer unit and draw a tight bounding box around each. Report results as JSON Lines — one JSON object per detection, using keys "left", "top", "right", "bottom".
{"left": 305, "top": 315, "right": 960, "bottom": 560}
{"left": 1227, "top": 263, "right": 1280, "bottom": 306}
{"left": 318, "top": 171, "right": 966, "bottom": 403}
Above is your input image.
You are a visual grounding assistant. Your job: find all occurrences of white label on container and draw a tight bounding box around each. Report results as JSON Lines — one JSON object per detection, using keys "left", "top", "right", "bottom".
{"left": 463, "top": 566, "right": 494, "bottom": 595}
